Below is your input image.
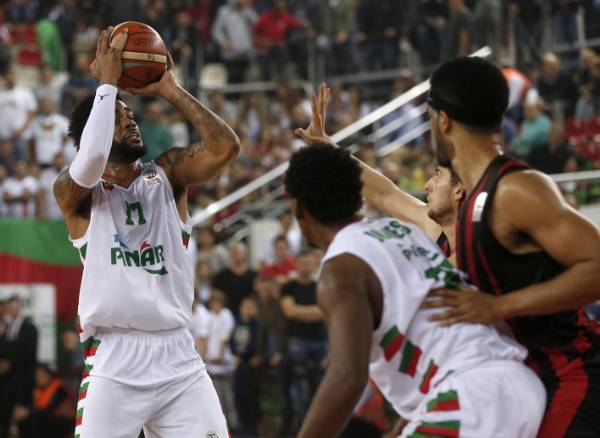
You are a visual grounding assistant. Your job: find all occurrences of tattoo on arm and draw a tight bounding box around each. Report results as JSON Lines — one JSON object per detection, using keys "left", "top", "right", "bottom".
{"left": 53, "top": 169, "right": 92, "bottom": 214}
{"left": 168, "top": 88, "right": 239, "bottom": 156}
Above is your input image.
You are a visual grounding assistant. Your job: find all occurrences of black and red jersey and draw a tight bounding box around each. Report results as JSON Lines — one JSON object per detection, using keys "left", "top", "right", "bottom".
{"left": 436, "top": 232, "right": 451, "bottom": 258}
{"left": 455, "top": 154, "right": 600, "bottom": 378}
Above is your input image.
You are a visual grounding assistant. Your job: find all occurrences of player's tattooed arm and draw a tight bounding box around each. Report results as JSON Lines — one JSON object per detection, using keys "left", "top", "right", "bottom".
{"left": 53, "top": 169, "right": 92, "bottom": 238}
{"left": 156, "top": 86, "right": 240, "bottom": 188}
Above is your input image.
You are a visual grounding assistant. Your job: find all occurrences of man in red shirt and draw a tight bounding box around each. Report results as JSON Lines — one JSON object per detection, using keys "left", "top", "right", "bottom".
{"left": 253, "top": 0, "right": 303, "bottom": 79}
{"left": 259, "top": 235, "right": 298, "bottom": 284}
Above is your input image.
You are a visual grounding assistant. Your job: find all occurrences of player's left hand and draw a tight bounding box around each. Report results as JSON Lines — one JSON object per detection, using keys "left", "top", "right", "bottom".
{"left": 125, "top": 52, "right": 178, "bottom": 98}
{"left": 422, "top": 287, "right": 507, "bottom": 326}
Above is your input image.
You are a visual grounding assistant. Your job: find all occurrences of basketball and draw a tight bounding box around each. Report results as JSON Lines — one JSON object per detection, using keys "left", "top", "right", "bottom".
{"left": 110, "top": 21, "right": 168, "bottom": 89}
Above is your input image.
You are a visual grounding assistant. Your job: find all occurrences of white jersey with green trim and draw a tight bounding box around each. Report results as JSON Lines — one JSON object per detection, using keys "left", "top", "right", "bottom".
{"left": 71, "top": 162, "right": 193, "bottom": 339}
{"left": 321, "top": 218, "right": 527, "bottom": 419}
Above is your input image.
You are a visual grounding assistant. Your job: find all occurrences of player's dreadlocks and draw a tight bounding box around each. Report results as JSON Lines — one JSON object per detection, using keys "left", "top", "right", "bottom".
{"left": 285, "top": 144, "right": 363, "bottom": 226}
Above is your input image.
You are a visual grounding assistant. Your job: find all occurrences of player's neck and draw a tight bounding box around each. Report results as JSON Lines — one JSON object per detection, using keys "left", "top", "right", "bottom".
{"left": 103, "top": 161, "right": 140, "bottom": 184}
{"left": 314, "top": 215, "right": 362, "bottom": 251}
{"left": 451, "top": 133, "right": 501, "bottom": 194}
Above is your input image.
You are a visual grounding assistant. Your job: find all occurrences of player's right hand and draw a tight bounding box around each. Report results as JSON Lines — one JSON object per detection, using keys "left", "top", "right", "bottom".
{"left": 90, "top": 27, "right": 128, "bottom": 86}
{"left": 295, "top": 83, "right": 334, "bottom": 146}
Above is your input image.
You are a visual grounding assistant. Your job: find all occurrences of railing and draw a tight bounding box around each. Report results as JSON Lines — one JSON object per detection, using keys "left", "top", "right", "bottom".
{"left": 190, "top": 47, "right": 493, "bottom": 227}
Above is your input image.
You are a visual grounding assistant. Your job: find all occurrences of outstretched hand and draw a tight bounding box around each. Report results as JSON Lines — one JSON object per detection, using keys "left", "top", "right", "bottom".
{"left": 90, "top": 26, "right": 128, "bottom": 86}
{"left": 125, "top": 52, "right": 179, "bottom": 99}
{"left": 295, "top": 83, "right": 334, "bottom": 146}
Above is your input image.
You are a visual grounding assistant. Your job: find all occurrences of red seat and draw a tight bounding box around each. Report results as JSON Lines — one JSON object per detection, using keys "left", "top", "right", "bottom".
{"left": 17, "top": 47, "right": 42, "bottom": 66}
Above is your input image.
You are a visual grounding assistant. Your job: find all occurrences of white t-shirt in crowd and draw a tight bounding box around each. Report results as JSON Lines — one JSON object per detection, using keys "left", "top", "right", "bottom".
{"left": 2, "top": 176, "right": 38, "bottom": 218}
{"left": 205, "top": 307, "right": 235, "bottom": 376}
{"left": 38, "top": 167, "right": 63, "bottom": 219}
{"left": 189, "top": 303, "right": 210, "bottom": 342}
{"left": 0, "top": 87, "right": 38, "bottom": 139}
{"left": 29, "top": 113, "right": 69, "bottom": 166}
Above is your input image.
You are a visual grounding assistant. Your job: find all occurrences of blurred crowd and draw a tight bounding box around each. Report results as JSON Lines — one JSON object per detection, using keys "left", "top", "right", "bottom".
{"left": 1, "top": 0, "right": 600, "bottom": 437}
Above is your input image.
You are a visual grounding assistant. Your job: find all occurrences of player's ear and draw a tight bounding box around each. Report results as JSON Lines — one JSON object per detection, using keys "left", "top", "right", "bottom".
{"left": 439, "top": 110, "right": 452, "bottom": 133}
{"left": 452, "top": 184, "right": 465, "bottom": 202}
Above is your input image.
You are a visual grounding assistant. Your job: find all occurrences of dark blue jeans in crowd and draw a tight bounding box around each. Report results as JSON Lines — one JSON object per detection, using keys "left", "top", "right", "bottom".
{"left": 285, "top": 337, "right": 327, "bottom": 429}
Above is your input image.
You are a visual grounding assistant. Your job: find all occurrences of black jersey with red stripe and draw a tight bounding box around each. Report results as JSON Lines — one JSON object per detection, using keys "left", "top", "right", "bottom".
{"left": 455, "top": 154, "right": 600, "bottom": 376}
{"left": 436, "top": 232, "right": 451, "bottom": 258}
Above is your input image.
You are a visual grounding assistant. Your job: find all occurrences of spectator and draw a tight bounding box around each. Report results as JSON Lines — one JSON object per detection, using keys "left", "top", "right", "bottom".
{"left": 195, "top": 259, "right": 214, "bottom": 304}
{"left": 13, "top": 364, "right": 74, "bottom": 438}
{"left": 412, "top": 0, "right": 446, "bottom": 65}
{"left": 48, "top": 0, "right": 78, "bottom": 70}
{"left": 442, "top": 0, "right": 472, "bottom": 60}
{"left": 3, "top": 296, "right": 38, "bottom": 437}
{"left": 511, "top": 98, "right": 552, "bottom": 159}
{"left": 0, "top": 67, "right": 37, "bottom": 160}
{"left": 168, "top": 10, "right": 198, "bottom": 83}
{"left": 2, "top": 160, "right": 40, "bottom": 219}
{"left": 140, "top": 101, "right": 174, "bottom": 162}
{"left": 168, "top": 109, "right": 189, "bottom": 148}
{"left": 0, "top": 139, "right": 13, "bottom": 174}
{"left": 259, "top": 235, "right": 298, "bottom": 283}
{"left": 141, "top": 0, "right": 170, "bottom": 38}
{"left": 28, "top": 97, "right": 69, "bottom": 168}
{"left": 280, "top": 250, "right": 326, "bottom": 426}
{"left": 254, "top": 276, "right": 287, "bottom": 438}
{"left": 253, "top": 0, "right": 303, "bottom": 80}
{"left": 310, "top": 0, "right": 354, "bottom": 75}
{"left": 356, "top": 0, "right": 401, "bottom": 71}
{"left": 260, "top": 210, "right": 302, "bottom": 263}
{"left": 204, "top": 290, "right": 238, "bottom": 430}
{"left": 7, "top": 0, "right": 38, "bottom": 23}
{"left": 35, "top": 65, "right": 64, "bottom": 110}
{"left": 213, "top": 242, "right": 257, "bottom": 319}
{"left": 471, "top": 0, "right": 501, "bottom": 55}
{"left": 35, "top": 17, "right": 64, "bottom": 72}
{"left": 528, "top": 121, "right": 578, "bottom": 174}
{"left": 38, "top": 152, "right": 66, "bottom": 220}
{"left": 231, "top": 296, "right": 260, "bottom": 436}
{"left": 187, "top": 0, "right": 213, "bottom": 46}
{"left": 0, "top": 163, "right": 7, "bottom": 216}
{"left": 59, "top": 329, "right": 83, "bottom": 400}
{"left": 208, "top": 91, "right": 238, "bottom": 129}
{"left": 212, "top": 0, "right": 258, "bottom": 84}
{"left": 0, "top": 299, "right": 8, "bottom": 438}
{"left": 575, "top": 85, "right": 596, "bottom": 126}
{"left": 538, "top": 52, "right": 579, "bottom": 118}
{"left": 196, "top": 227, "right": 229, "bottom": 274}
{"left": 189, "top": 295, "right": 210, "bottom": 351}
{"left": 62, "top": 55, "right": 97, "bottom": 111}
{"left": 71, "top": 17, "right": 100, "bottom": 61}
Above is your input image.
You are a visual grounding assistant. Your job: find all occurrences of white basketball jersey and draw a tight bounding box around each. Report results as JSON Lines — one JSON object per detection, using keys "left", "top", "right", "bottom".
{"left": 72, "top": 162, "right": 194, "bottom": 338}
{"left": 321, "top": 218, "right": 526, "bottom": 419}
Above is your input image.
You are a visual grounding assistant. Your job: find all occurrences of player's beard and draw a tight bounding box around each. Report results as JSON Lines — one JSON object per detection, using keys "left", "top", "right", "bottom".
{"left": 111, "top": 140, "right": 147, "bottom": 163}
{"left": 427, "top": 201, "right": 454, "bottom": 226}
{"left": 432, "top": 117, "right": 454, "bottom": 168}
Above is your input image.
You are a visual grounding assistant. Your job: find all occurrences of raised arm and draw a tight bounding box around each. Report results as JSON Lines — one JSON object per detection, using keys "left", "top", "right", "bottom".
{"left": 54, "top": 27, "right": 127, "bottom": 238}
{"left": 128, "top": 57, "right": 240, "bottom": 189}
{"left": 297, "top": 254, "right": 374, "bottom": 438}
{"left": 296, "top": 84, "right": 439, "bottom": 237}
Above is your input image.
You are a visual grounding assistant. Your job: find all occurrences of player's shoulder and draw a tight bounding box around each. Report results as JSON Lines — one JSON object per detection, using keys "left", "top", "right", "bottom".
{"left": 496, "top": 169, "right": 560, "bottom": 205}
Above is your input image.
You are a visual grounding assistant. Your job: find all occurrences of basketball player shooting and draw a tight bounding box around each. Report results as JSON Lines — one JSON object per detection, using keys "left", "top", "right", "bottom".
{"left": 286, "top": 144, "right": 545, "bottom": 438}
{"left": 53, "top": 27, "right": 239, "bottom": 437}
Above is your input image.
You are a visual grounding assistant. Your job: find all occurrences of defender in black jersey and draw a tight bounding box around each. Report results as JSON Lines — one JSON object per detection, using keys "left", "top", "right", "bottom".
{"left": 423, "top": 57, "right": 600, "bottom": 437}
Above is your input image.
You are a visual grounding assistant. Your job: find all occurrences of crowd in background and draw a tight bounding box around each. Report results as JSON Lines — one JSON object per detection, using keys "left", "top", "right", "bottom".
{"left": 1, "top": 0, "right": 600, "bottom": 437}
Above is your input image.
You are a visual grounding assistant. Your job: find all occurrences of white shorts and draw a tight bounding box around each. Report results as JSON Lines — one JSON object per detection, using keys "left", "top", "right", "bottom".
{"left": 75, "top": 327, "right": 228, "bottom": 438}
{"left": 400, "top": 361, "right": 546, "bottom": 438}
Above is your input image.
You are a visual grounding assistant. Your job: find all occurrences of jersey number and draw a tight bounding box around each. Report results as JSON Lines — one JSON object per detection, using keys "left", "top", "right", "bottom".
{"left": 125, "top": 201, "right": 147, "bottom": 225}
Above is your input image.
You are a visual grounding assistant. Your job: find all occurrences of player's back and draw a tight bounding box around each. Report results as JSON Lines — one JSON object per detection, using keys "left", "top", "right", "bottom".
{"left": 72, "top": 162, "right": 194, "bottom": 340}
{"left": 322, "top": 217, "right": 527, "bottom": 418}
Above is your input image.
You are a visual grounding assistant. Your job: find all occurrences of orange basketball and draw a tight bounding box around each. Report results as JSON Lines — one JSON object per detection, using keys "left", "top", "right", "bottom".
{"left": 110, "top": 21, "right": 168, "bottom": 89}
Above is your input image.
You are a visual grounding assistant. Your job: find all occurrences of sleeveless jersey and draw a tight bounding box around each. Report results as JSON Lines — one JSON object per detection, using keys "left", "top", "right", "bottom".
{"left": 322, "top": 218, "right": 526, "bottom": 418}
{"left": 436, "top": 232, "right": 451, "bottom": 257}
{"left": 455, "top": 154, "right": 600, "bottom": 378}
{"left": 71, "top": 162, "right": 194, "bottom": 339}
